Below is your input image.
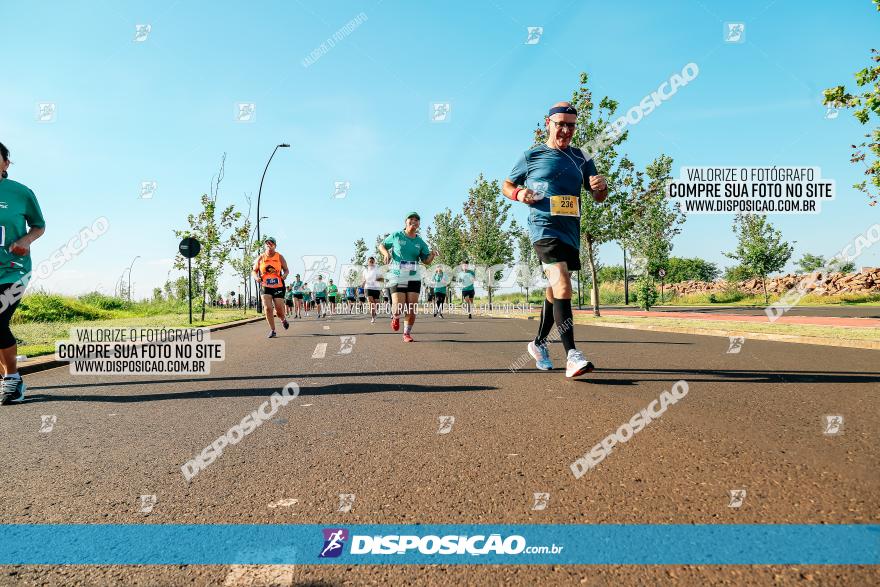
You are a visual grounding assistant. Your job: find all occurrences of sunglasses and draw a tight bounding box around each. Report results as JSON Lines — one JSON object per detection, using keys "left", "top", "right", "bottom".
{"left": 548, "top": 120, "right": 576, "bottom": 129}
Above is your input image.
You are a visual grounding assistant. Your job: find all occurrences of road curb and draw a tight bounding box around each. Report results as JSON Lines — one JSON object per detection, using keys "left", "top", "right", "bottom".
{"left": 18, "top": 315, "right": 265, "bottom": 376}
{"left": 487, "top": 312, "right": 880, "bottom": 351}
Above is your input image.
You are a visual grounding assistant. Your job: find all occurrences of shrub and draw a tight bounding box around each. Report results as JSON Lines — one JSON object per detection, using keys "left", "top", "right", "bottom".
{"left": 14, "top": 293, "right": 110, "bottom": 323}
{"left": 78, "top": 292, "right": 132, "bottom": 311}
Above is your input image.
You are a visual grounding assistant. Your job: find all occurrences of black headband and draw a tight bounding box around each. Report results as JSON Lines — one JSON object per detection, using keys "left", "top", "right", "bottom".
{"left": 548, "top": 105, "right": 577, "bottom": 117}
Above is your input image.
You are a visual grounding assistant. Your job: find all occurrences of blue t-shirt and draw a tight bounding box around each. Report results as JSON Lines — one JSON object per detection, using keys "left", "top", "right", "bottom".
{"left": 508, "top": 144, "right": 599, "bottom": 249}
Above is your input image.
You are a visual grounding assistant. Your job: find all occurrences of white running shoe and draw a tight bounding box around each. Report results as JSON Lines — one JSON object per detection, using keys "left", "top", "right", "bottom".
{"left": 565, "top": 349, "right": 594, "bottom": 378}
{"left": 527, "top": 341, "right": 553, "bottom": 370}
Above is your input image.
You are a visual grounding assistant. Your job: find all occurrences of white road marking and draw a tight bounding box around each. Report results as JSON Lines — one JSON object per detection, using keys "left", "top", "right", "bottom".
{"left": 300, "top": 404, "right": 313, "bottom": 407}
{"left": 323, "top": 325, "right": 330, "bottom": 330}
{"left": 312, "top": 343, "right": 327, "bottom": 359}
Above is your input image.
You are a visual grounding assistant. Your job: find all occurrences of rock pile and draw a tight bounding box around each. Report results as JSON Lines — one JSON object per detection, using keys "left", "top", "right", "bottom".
{"left": 667, "top": 268, "right": 880, "bottom": 296}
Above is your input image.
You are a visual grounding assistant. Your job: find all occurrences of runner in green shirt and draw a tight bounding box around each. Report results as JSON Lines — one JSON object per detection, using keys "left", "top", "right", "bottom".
{"left": 313, "top": 275, "right": 328, "bottom": 318}
{"left": 327, "top": 279, "right": 339, "bottom": 315}
{"left": 378, "top": 212, "right": 436, "bottom": 342}
{"left": 432, "top": 267, "right": 448, "bottom": 318}
{"left": 0, "top": 142, "right": 47, "bottom": 404}
{"left": 284, "top": 285, "right": 295, "bottom": 316}
{"left": 457, "top": 261, "right": 476, "bottom": 319}
{"left": 302, "top": 284, "right": 312, "bottom": 316}
{"left": 290, "top": 274, "right": 304, "bottom": 319}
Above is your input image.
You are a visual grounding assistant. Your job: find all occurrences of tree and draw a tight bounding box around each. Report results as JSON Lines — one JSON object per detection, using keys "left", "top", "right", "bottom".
{"left": 795, "top": 253, "right": 856, "bottom": 274}
{"left": 152, "top": 287, "right": 163, "bottom": 302}
{"left": 824, "top": 3, "right": 879, "bottom": 206}
{"left": 426, "top": 209, "right": 466, "bottom": 301}
{"left": 665, "top": 257, "right": 720, "bottom": 283}
{"left": 229, "top": 192, "right": 260, "bottom": 310}
{"left": 461, "top": 174, "right": 515, "bottom": 308}
{"left": 795, "top": 253, "right": 826, "bottom": 274}
{"left": 723, "top": 265, "right": 752, "bottom": 284}
{"left": 512, "top": 221, "right": 538, "bottom": 302}
{"left": 612, "top": 156, "right": 643, "bottom": 305}
{"left": 349, "top": 238, "right": 368, "bottom": 285}
{"left": 173, "top": 153, "right": 243, "bottom": 320}
{"left": 724, "top": 214, "right": 794, "bottom": 304}
{"left": 532, "top": 73, "right": 630, "bottom": 316}
{"left": 597, "top": 265, "right": 626, "bottom": 282}
{"left": 425, "top": 209, "right": 466, "bottom": 268}
{"left": 168, "top": 275, "right": 190, "bottom": 301}
{"left": 374, "top": 233, "right": 390, "bottom": 259}
{"left": 627, "top": 155, "right": 686, "bottom": 310}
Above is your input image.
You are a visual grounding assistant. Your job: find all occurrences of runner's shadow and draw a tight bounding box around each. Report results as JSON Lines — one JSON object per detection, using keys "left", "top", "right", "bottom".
{"left": 427, "top": 339, "right": 693, "bottom": 345}
{"left": 22, "top": 382, "right": 496, "bottom": 404}
{"left": 29, "top": 367, "right": 880, "bottom": 392}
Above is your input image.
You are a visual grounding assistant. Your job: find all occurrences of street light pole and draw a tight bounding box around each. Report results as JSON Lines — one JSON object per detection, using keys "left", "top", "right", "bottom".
{"left": 255, "top": 143, "right": 289, "bottom": 312}
{"left": 249, "top": 216, "right": 268, "bottom": 312}
{"left": 127, "top": 255, "right": 140, "bottom": 302}
{"left": 117, "top": 269, "right": 130, "bottom": 298}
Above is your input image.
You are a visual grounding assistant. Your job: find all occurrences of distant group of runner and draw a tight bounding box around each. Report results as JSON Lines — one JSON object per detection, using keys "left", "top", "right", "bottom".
{"left": 251, "top": 212, "right": 479, "bottom": 343}
{"left": 248, "top": 100, "right": 608, "bottom": 379}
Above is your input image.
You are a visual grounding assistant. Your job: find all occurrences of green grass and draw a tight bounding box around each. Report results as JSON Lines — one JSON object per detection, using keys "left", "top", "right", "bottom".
{"left": 12, "top": 293, "right": 254, "bottom": 358}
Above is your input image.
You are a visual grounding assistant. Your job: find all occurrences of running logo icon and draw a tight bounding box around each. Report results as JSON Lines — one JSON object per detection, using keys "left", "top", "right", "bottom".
{"left": 138, "top": 494, "right": 157, "bottom": 513}
{"left": 728, "top": 489, "right": 746, "bottom": 508}
{"left": 430, "top": 102, "right": 451, "bottom": 123}
{"left": 332, "top": 181, "right": 350, "bottom": 199}
{"left": 724, "top": 23, "right": 745, "bottom": 43}
{"left": 36, "top": 102, "right": 57, "bottom": 123}
{"left": 39, "top": 415, "right": 57, "bottom": 433}
{"left": 235, "top": 102, "right": 256, "bottom": 122}
{"left": 726, "top": 336, "right": 745, "bottom": 354}
{"left": 437, "top": 415, "right": 455, "bottom": 434}
{"left": 525, "top": 26, "right": 543, "bottom": 45}
{"left": 139, "top": 181, "right": 158, "bottom": 199}
{"left": 319, "top": 528, "right": 349, "bottom": 558}
{"left": 338, "top": 336, "right": 356, "bottom": 355}
{"left": 338, "top": 493, "right": 355, "bottom": 513}
{"left": 532, "top": 492, "right": 550, "bottom": 511}
{"left": 823, "top": 415, "right": 844, "bottom": 436}
{"left": 301, "top": 255, "right": 337, "bottom": 283}
{"left": 133, "top": 24, "right": 151, "bottom": 42}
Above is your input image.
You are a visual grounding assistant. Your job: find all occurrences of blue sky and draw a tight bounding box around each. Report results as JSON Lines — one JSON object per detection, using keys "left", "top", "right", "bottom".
{"left": 2, "top": 0, "right": 879, "bottom": 298}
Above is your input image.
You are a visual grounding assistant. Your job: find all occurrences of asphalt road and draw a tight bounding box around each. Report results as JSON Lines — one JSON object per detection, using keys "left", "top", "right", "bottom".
{"left": 1, "top": 313, "right": 878, "bottom": 586}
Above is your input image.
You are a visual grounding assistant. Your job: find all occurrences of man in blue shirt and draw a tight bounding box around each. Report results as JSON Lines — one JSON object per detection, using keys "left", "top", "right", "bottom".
{"left": 503, "top": 102, "right": 608, "bottom": 378}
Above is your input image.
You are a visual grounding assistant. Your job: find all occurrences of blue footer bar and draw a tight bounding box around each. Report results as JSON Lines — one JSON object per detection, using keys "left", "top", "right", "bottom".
{"left": 0, "top": 524, "right": 877, "bottom": 565}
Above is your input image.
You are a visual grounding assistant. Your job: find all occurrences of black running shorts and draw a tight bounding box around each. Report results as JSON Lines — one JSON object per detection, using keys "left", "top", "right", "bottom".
{"left": 262, "top": 286, "right": 285, "bottom": 299}
{"left": 533, "top": 238, "right": 581, "bottom": 271}
{"left": 390, "top": 280, "right": 422, "bottom": 295}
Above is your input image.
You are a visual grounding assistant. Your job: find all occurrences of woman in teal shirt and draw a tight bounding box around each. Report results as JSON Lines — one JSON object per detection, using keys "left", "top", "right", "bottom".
{"left": 378, "top": 212, "right": 436, "bottom": 342}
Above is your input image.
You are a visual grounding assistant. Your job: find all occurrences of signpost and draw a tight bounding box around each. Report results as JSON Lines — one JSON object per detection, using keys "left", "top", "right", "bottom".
{"left": 178, "top": 237, "right": 201, "bottom": 324}
{"left": 658, "top": 268, "right": 666, "bottom": 304}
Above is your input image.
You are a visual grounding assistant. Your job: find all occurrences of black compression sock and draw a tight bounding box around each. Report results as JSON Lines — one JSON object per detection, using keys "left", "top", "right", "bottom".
{"left": 534, "top": 299, "right": 555, "bottom": 346}
{"left": 552, "top": 298, "right": 576, "bottom": 353}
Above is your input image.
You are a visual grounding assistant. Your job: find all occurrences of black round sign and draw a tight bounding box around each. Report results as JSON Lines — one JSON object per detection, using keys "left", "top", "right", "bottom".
{"left": 179, "top": 237, "right": 201, "bottom": 258}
